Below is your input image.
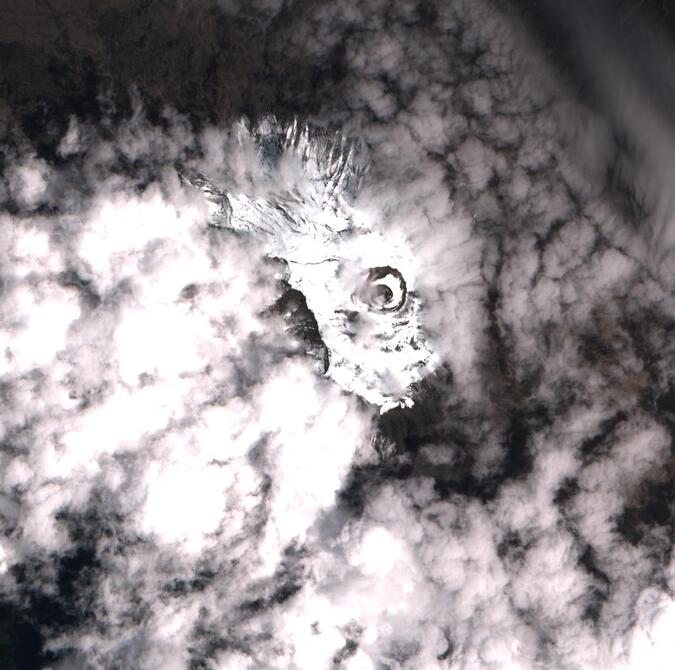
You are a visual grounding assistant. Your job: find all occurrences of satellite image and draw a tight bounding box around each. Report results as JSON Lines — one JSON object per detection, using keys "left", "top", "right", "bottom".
{"left": 0, "top": 1, "right": 674, "bottom": 668}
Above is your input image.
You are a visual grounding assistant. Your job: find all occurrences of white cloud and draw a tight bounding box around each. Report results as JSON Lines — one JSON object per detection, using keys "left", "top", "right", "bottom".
{"left": 1, "top": 0, "right": 674, "bottom": 668}
{"left": 6, "top": 157, "right": 51, "bottom": 208}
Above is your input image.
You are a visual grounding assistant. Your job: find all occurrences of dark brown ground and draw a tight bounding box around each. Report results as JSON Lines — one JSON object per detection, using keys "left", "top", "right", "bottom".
{"left": 0, "top": 0, "right": 350, "bottom": 153}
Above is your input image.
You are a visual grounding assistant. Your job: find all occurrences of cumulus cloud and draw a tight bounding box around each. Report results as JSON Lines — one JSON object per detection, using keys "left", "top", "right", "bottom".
{"left": 1, "top": 1, "right": 674, "bottom": 669}
{"left": 513, "top": 0, "right": 675, "bottom": 264}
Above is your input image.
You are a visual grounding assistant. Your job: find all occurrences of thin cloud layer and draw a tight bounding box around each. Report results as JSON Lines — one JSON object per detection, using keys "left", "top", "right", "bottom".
{"left": 0, "top": 1, "right": 674, "bottom": 669}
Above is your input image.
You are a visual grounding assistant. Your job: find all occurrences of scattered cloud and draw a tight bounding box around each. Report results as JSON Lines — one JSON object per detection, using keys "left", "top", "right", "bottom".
{"left": 1, "top": 1, "right": 674, "bottom": 669}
